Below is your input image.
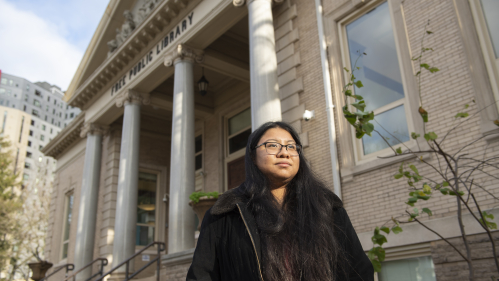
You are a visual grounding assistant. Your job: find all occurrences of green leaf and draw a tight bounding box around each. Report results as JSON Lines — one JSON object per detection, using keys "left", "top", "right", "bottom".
{"left": 419, "top": 107, "right": 428, "bottom": 123}
{"left": 464, "top": 104, "right": 469, "bottom": 109}
{"left": 483, "top": 211, "right": 494, "bottom": 220}
{"left": 354, "top": 80, "right": 364, "bottom": 88}
{"left": 440, "top": 188, "right": 449, "bottom": 195}
{"left": 448, "top": 190, "right": 465, "bottom": 196}
{"left": 423, "top": 184, "right": 432, "bottom": 194}
{"left": 424, "top": 132, "right": 438, "bottom": 141}
{"left": 394, "top": 173, "right": 403, "bottom": 179}
{"left": 345, "top": 89, "right": 352, "bottom": 96}
{"left": 352, "top": 95, "right": 364, "bottom": 100}
{"left": 362, "top": 122, "right": 374, "bottom": 136}
{"left": 443, "top": 181, "right": 449, "bottom": 187}
{"left": 411, "top": 132, "right": 420, "bottom": 140}
{"left": 454, "top": 112, "right": 469, "bottom": 118}
{"left": 343, "top": 67, "right": 349, "bottom": 73}
{"left": 479, "top": 211, "right": 497, "bottom": 230}
{"left": 351, "top": 100, "right": 366, "bottom": 111}
{"left": 396, "top": 147, "right": 402, "bottom": 154}
{"left": 422, "top": 208, "right": 433, "bottom": 216}
{"left": 371, "top": 259, "right": 382, "bottom": 273}
{"left": 399, "top": 163, "right": 403, "bottom": 174}
{"left": 420, "top": 63, "right": 430, "bottom": 69}
{"left": 373, "top": 247, "right": 386, "bottom": 262}
{"left": 428, "top": 67, "right": 439, "bottom": 73}
{"left": 426, "top": 30, "right": 433, "bottom": 34}
{"left": 372, "top": 234, "right": 388, "bottom": 246}
{"left": 391, "top": 225, "right": 403, "bottom": 234}
{"left": 409, "top": 165, "right": 419, "bottom": 175}
{"left": 355, "top": 129, "right": 365, "bottom": 139}
{"left": 416, "top": 71, "right": 421, "bottom": 76}
{"left": 380, "top": 226, "right": 390, "bottom": 234}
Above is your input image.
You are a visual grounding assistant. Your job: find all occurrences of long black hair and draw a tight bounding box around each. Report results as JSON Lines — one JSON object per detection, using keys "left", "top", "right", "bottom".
{"left": 237, "top": 121, "right": 345, "bottom": 281}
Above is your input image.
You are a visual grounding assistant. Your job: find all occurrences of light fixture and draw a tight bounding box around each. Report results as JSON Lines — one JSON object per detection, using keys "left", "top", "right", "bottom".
{"left": 138, "top": 204, "right": 155, "bottom": 211}
{"left": 197, "top": 67, "right": 209, "bottom": 96}
{"left": 303, "top": 110, "right": 315, "bottom": 121}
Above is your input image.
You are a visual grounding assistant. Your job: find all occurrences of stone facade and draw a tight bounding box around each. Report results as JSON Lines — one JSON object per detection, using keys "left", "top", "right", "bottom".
{"left": 42, "top": 0, "right": 499, "bottom": 280}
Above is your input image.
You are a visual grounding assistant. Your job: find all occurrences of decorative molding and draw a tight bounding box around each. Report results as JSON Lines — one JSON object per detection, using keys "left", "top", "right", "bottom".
{"left": 115, "top": 89, "right": 151, "bottom": 107}
{"left": 41, "top": 113, "right": 85, "bottom": 159}
{"left": 233, "top": 0, "right": 284, "bottom": 7}
{"left": 164, "top": 44, "right": 204, "bottom": 67}
{"left": 80, "top": 123, "right": 109, "bottom": 138}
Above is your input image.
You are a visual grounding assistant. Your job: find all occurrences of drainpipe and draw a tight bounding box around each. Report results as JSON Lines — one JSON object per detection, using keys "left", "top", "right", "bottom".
{"left": 314, "top": 0, "right": 342, "bottom": 199}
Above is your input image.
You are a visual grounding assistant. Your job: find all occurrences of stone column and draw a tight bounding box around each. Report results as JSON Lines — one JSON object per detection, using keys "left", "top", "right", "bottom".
{"left": 164, "top": 45, "right": 203, "bottom": 254}
{"left": 74, "top": 124, "right": 107, "bottom": 281}
{"left": 235, "top": 0, "right": 282, "bottom": 129}
{"left": 111, "top": 90, "right": 150, "bottom": 272}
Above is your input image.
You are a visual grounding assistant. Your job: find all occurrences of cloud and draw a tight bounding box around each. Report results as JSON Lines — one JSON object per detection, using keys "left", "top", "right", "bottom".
{"left": 0, "top": 0, "right": 97, "bottom": 91}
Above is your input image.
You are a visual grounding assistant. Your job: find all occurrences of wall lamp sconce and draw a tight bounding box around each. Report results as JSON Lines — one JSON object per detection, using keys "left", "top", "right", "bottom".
{"left": 198, "top": 67, "right": 209, "bottom": 96}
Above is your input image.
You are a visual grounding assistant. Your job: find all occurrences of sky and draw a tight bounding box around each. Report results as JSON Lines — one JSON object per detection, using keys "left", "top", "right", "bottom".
{"left": 0, "top": 0, "right": 109, "bottom": 91}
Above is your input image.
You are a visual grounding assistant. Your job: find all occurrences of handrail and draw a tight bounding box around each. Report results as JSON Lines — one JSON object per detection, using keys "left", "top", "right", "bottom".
{"left": 64, "top": 258, "right": 108, "bottom": 281}
{"left": 95, "top": 241, "right": 166, "bottom": 281}
{"left": 40, "top": 263, "right": 74, "bottom": 281}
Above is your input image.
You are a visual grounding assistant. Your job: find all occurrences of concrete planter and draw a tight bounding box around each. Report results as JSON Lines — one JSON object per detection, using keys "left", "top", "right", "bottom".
{"left": 189, "top": 197, "right": 218, "bottom": 230}
{"left": 28, "top": 261, "right": 53, "bottom": 281}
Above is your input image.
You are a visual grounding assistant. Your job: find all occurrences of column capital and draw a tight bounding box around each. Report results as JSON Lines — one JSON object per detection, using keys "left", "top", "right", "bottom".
{"left": 115, "top": 89, "right": 150, "bottom": 108}
{"left": 233, "top": 0, "right": 283, "bottom": 7}
{"left": 164, "top": 44, "right": 204, "bottom": 67}
{"left": 80, "top": 123, "right": 109, "bottom": 138}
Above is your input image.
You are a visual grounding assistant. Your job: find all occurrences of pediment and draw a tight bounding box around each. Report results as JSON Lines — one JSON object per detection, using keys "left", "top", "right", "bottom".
{"left": 65, "top": 0, "right": 166, "bottom": 102}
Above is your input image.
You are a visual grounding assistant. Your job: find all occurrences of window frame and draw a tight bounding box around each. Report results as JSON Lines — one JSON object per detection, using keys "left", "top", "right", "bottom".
{"left": 223, "top": 106, "right": 251, "bottom": 191}
{"left": 338, "top": 0, "right": 416, "bottom": 164}
{"left": 60, "top": 191, "right": 74, "bottom": 261}
{"left": 469, "top": 0, "right": 499, "bottom": 112}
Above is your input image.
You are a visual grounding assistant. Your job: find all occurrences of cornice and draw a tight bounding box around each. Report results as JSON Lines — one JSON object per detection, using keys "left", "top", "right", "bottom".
{"left": 115, "top": 89, "right": 151, "bottom": 107}
{"left": 41, "top": 113, "right": 85, "bottom": 159}
{"left": 68, "top": 0, "right": 191, "bottom": 109}
{"left": 80, "top": 123, "right": 109, "bottom": 138}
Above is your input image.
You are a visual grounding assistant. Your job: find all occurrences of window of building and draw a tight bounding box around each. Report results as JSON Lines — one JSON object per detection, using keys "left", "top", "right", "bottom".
{"left": 470, "top": 0, "right": 499, "bottom": 111}
{"left": 31, "top": 120, "right": 35, "bottom": 126}
{"left": 24, "top": 95, "right": 28, "bottom": 102}
{"left": 34, "top": 90, "right": 42, "bottom": 97}
{"left": 378, "top": 256, "right": 436, "bottom": 281}
{"left": 33, "top": 99, "right": 41, "bottom": 108}
{"left": 24, "top": 163, "right": 30, "bottom": 169}
{"left": 29, "top": 130, "right": 33, "bottom": 136}
{"left": 65, "top": 113, "right": 67, "bottom": 119}
{"left": 40, "top": 135, "right": 45, "bottom": 141}
{"left": 341, "top": 1, "right": 412, "bottom": 160}
{"left": 39, "top": 145, "right": 43, "bottom": 150}
{"left": 32, "top": 109, "right": 39, "bottom": 117}
{"left": 23, "top": 105, "right": 26, "bottom": 112}
{"left": 0, "top": 88, "right": 5, "bottom": 94}
{"left": 53, "top": 109, "right": 55, "bottom": 114}
{"left": 50, "top": 128, "right": 53, "bottom": 134}
{"left": 136, "top": 172, "right": 158, "bottom": 246}
{"left": 26, "top": 84, "right": 29, "bottom": 91}
{"left": 226, "top": 107, "right": 251, "bottom": 190}
{"left": 26, "top": 151, "right": 32, "bottom": 158}
{"left": 0, "top": 100, "right": 3, "bottom": 105}
{"left": 45, "top": 116, "right": 47, "bottom": 121}
{"left": 70, "top": 113, "right": 74, "bottom": 118}
{"left": 51, "top": 118, "right": 54, "bottom": 125}
{"left": 42, "top": 125, "right": 46, "bottom": 131}
{"left": 61, "top": 193, "right": 74, "bottom": 260}
{"left": 28, "top": 140, "right": 31, "bottom": 147}
{"left": 195, "top": 135, "right": 203, "bottom": 171}
{"left": 45, "top": 105, "right": 49, "bottom": 112}
{"left": 0, "top": 78, "right": 7, "bottom": 85}
{"left": 23, "top": 173, "right": 29, "bottom": 180}
{"left": 54, "top": 100, "right": 56, "bottom": 105}
{"left": 5, "top": 100, "right": 9, "bottom": 107}
{"left": 47, "top": 96, "right": 50, "bottom": 102}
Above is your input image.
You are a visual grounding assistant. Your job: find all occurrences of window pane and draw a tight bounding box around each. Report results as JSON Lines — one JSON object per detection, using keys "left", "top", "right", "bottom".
{"left": 63, "top": 195, "right": 74, "bottom": 241}
{"left": 136, "top": 225, "right": 154, "bottom": 246}
{"left": 195, "top": 135, "right": 202, "bottom": 153}
{"left": 229, "top": 108, "right": 251, "bottom": 135}
{"left": 195, "top": 154, "right": 202, "bottom": 170}
{"left": 62, "top": 242, "right": 69, "bottom": 259}
{"left": 379, "top": 256, "right": 436, "bottom": 281}
{"left": 362, "top": 105, "right": 410, "bottom": 155}
{"left": 137, "top": 172, "right": 156, "bottom": 245}
{"left": 229, "top": 128, "right": 251, "bottom": 154}
{"left": 346, "top": 2, "right": 405, "bottom": 112}
{"left": 481, "top": 0, "right": 499, "bottom": 58}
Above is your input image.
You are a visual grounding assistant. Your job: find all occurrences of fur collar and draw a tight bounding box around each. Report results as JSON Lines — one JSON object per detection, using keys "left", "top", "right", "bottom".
{"left": 211, "top": 186, "right": 344, "bottom": 216}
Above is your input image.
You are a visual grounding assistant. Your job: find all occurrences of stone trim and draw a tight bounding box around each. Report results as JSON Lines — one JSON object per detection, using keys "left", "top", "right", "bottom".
{"left": 80, "top": 123, "right": 109, "bottom": 138}
{"left": 164, "top": 44, "right": 204, "bottom": 67}
{"left": 115, "top": 89, "right": 151, "bottom": 107}
{"left": 272, "top": 1, "right": 307, "bottom": 144}
{"left": 41, "top": 113, "right": 85, "bottom": 158}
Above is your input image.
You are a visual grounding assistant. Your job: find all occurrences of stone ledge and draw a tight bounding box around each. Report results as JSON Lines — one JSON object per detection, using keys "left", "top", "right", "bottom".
{"left": 161, "top": 248, "right": 195, "bottom": 267}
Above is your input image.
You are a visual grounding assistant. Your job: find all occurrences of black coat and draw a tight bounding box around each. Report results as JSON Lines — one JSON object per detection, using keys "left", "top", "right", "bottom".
{"left": 186, "top": 187, "right": 374, "bottom": 281}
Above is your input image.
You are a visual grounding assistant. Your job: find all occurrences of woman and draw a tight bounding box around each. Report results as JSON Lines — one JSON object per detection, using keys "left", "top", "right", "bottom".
{"left": 187, "top": 122, "right": 373, "bottom": 281}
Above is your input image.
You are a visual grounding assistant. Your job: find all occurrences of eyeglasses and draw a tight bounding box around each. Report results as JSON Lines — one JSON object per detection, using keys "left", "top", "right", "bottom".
{"left": 254, "top": 142, "right": 302, "bottom": 156}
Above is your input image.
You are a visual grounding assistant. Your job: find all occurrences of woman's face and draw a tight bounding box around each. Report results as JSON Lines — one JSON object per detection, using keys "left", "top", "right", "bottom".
{"left": 254, "top": 127, "right": 300, "bottom": 188}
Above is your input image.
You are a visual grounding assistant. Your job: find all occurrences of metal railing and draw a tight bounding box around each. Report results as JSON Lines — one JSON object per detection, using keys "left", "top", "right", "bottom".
{"left": 64, "top": 258, "right": 108, "bottom": 281}
{"left": 40, "top": 263, "right": 74, "bottom": 281}
{"left": 95, "top": 241, "right": 166, "bottom": 281}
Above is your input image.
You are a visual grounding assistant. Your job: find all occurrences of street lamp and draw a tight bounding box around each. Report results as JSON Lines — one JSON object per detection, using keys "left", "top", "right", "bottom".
{"left": 197, "top": 68, "right": 209, "bottom": 96}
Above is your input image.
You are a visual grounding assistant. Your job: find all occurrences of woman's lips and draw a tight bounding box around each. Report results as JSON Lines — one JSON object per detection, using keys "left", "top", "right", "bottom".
{"left": 276, "top": 162, "right": 291, "bottom": 167}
